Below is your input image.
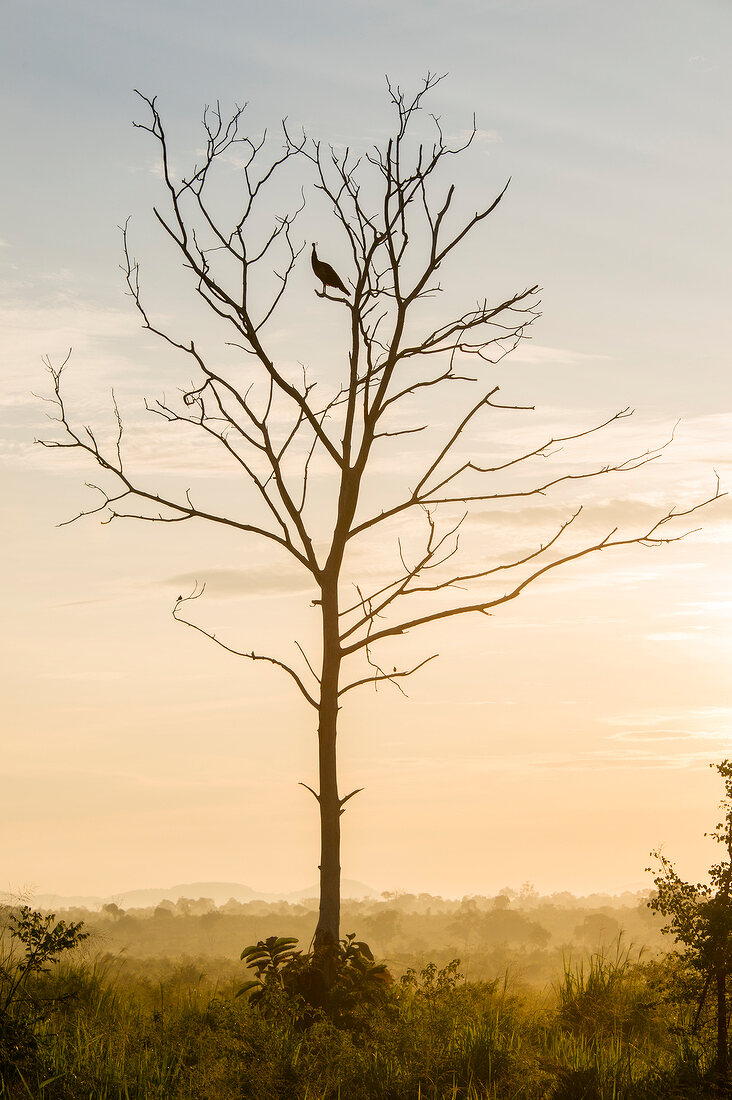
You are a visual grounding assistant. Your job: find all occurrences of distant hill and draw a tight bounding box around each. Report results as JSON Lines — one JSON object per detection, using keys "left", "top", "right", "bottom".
{"left": 3, "top": 879, "right": 380, "bottom": 911}
{"left": 105, "top": 882, "right": 267, "bottom": 909}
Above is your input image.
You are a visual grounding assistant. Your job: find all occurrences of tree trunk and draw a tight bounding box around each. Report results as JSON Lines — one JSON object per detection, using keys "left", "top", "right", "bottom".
{"left": 314, "top": 579, "right": 342, "bottom": 951}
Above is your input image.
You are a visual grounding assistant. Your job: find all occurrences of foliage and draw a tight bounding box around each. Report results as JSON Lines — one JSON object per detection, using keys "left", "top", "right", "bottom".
{"left": 0, "top": 908, "right": 89, "bottom": 1081}
{"left": 555, "top": 939, "right": 662, "bottom": 1043}
{"left": 648, "top": 761, "right": 732, "bottom": 970}
{"left": 48, "top": 888, "right": 667, "bottom": 964}
{"left": 237, "top": 933, "right": 392, "bottom": 1029}
{"left": 0, "top": 943, "right": 719, "bottom": 1099}
{"left": 237, "top": 935, "right": 300, "bottom": 1004}
{"left": 647, "top": 759, "right": 732, "bottom": 1084}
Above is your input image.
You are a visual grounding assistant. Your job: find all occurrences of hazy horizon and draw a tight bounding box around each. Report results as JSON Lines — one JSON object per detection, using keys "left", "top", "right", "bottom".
{"left": 5, "top": 877, "right": 656, "bottom": 909}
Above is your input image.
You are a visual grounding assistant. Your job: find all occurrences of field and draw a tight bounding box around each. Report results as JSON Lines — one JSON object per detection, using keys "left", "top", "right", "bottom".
{"left": 0, "top": 893, "right": 722, "bottom": 1098}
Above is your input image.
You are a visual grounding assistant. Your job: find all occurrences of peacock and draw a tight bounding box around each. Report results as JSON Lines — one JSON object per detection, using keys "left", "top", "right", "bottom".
{"left": 311, "top": 243, "right": 349, "bottom": 296}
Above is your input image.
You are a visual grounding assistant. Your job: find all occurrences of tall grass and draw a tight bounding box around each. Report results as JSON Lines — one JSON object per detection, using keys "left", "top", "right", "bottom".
{"left": 0, "top": 944, "right": 718, "bottom": 1099}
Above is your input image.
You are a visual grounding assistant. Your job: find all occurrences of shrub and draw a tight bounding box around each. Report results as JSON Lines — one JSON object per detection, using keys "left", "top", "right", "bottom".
{"left": 238, "top": 933, "right": 392, "bottom": 1030}
{"left": 0, "top": 907, "right": 89, "bottom": 1078}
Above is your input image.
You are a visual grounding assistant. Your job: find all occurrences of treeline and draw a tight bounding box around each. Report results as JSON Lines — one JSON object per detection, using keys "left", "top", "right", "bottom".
{"left": 37, "top": 890, "right": 665, "bottom": 986}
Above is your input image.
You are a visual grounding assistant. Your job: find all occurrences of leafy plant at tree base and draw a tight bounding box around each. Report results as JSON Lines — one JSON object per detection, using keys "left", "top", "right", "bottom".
{"left": 237, "top": 933, "right": 392, "bottom": 1029}
{"left": 237, "top": 936, "right": 301, "bottom": 1009}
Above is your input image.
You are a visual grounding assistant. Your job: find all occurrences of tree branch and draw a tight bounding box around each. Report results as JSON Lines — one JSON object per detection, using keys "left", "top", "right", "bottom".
{"left": 172, "top": 585, "right": 319, "bottom": 709}
{"left": 342, "top": 482, "right": 725, "bottom": 656}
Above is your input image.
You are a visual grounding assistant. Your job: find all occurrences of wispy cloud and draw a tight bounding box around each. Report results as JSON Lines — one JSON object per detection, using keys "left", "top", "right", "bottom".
{"left": 446, "top": 127, "right": 502, "bottom": 146}
{"left": 674, "top": 598, "right": 732, "bottom": 617}
{"left": 0, "top": 293, "right": 139, "bottom": 422}
{"left": 160, "top": 565, "right": 313, "bottom": 598}
{"left": 688, "top": 54, "right": 714, "bottom": 72}
{"left": 608, "top": 729, "right": 698, "bottom": 743}
{"left": 532, "top": 747, "right": 716, "bottom": 772}
{"left": 368, "top": 743, "right": 718, "bottom": 779}
{"left": 603, "top": 706, "right": 732, "bottom": 750}
{"left": 509, "top": 344, "right": 611, "bottom": 367}
{"left": 644, "top": 630, "right": 710, "bottom": 642}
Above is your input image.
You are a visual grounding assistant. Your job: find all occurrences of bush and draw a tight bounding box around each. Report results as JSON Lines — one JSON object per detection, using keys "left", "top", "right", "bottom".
{"left": 238, "top": 933, "right": 392, "bottom": 1030}
{"left": 0, "top": 907, "right": 89, "bottom": 1079}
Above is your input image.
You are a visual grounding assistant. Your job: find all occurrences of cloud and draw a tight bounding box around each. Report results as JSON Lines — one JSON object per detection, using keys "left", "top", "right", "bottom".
{"left": 470, "top": 496, "right": 665, "bottom": 530}
{"left": 509, "top": 345, "right": 611, "bottom": 367}
{"left": 603, "top": 706, "right": 732, "bottom": 752}
{"left": 52, "top": 597, "right": 111, "bottom": 609}
{"left": 0, "top": 292, "right": 140, "bottom": 426}
{"left": 532, "top": 747, "right": 716, "bottom": 772}
{"left": 644, "top": 630, "right": 709, "bottom": 642}
{"left": 674, "top": 598, "right": 732, "bottom": 617}
{"left": 608, "top": 729, "right": 697, "bottom": 744}
{"left": 446, "top": 127, "right": 502, "bottom": 146}
{"left": 371, "top": 742, "right": 718, "bottom": 779}
{"left": 126, "top": 158, "right": 166, "bottom": 179}
{"left": 160, "top": 565, "right": 313, "bottom": 598}
{"left": 39, "top": 669, "right": 126, "bottom": 682}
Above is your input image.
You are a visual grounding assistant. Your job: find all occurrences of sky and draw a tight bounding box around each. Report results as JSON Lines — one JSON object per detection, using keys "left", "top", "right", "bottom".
{"left": 2, "top": 0, "right": 731, "bottom": 902}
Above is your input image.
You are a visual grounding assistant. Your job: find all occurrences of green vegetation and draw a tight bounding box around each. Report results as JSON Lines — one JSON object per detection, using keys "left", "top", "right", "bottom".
{"left": 0, "top": 896, "right": 724, "bottom": 1098}
{"left": 9, "top": 756, "right": 732, "bottom": 1100}
{"left": 648, "top": 759, "right": 732, "bottom": 1088}
{"left": 238, "top": 933, "right": 392, "bottom": 1028}
{"left": 7, "top": 889, "right": 664, "bottom": 988}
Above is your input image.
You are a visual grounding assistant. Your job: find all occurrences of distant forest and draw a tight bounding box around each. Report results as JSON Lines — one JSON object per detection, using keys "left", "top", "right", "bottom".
{"left": 36, "top": 889, "right": 665, "bottom": 986}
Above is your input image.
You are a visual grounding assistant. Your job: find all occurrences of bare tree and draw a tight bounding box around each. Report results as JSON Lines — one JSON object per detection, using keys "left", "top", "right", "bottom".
{"left": 38, "top": 75, "right": 722, "bottom": 952}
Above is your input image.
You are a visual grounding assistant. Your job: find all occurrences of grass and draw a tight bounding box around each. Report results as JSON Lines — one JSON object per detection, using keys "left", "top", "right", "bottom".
{"left": 0, "top": 938, "right": 720, "bottom": 1098}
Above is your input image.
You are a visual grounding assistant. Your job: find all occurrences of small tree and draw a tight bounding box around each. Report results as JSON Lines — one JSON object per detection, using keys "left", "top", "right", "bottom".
{"left": 38, "top": 75, "right": 720, "bottom": 952}
{"left": 0, "top": 907, "right": 89, "bottom": 1019}
{"left": 648, "top": 760, "right": 732, "bottom": 1084}
{"left": 0, "top": 907, "right": 89, "bottom": 1072}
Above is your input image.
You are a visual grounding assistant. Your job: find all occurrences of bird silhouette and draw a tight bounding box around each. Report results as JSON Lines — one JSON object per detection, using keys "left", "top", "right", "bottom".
{"left": 311, "top": 243, "right": 349, "bottom": 296}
